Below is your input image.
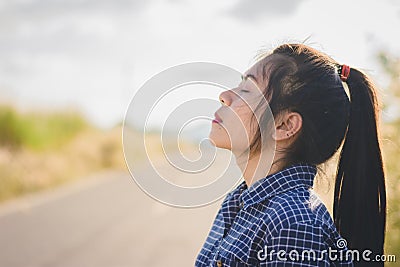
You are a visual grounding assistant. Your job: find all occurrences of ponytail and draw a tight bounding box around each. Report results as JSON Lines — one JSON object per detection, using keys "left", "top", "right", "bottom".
{"left": 334, "top": 68, "right": 386, "bottom": 259}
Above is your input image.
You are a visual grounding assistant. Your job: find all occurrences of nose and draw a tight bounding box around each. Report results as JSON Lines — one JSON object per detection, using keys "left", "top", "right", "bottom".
{"left": 219, "top": 90, "right": 231, "bottom": 106}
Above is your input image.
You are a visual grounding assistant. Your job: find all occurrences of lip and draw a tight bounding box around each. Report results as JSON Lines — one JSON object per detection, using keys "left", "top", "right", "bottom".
{"left": 212, "top": 112, "right": 222, "bottom": 124}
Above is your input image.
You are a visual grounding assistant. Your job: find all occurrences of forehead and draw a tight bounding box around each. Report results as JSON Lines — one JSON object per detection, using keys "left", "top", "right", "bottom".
{"left": 243, "top": 55, "right": 273, "bottom": 86}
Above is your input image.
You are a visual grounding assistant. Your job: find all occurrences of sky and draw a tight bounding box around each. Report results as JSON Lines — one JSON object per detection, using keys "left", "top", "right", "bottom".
{"left": 0, "top": 0, "right": 399, "bottom": 129}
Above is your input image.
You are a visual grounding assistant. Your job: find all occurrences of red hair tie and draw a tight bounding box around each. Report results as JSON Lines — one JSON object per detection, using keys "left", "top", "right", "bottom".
{"left": 339, "top": 64, "right": 350, "bottom": 82}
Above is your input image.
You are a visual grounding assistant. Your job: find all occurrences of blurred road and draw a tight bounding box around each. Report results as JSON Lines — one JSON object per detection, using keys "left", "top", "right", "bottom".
{"left": 0, "top": 165, "right": 226, "bottom": 267}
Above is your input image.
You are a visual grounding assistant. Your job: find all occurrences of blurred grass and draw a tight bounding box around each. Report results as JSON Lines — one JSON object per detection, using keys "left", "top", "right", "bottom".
{"left": 0, "top": 106, "right": 136, "bottom": 203}
{"left": 0, "top": 106, "right": 87, "bottom": 151}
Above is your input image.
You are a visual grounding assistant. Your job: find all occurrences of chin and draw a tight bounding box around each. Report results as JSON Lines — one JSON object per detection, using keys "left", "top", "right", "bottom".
{"left": 208, "top": 132, "right": 231, "bottom": 150}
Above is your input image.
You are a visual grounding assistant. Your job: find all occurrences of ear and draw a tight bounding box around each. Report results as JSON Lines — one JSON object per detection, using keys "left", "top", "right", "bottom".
{"left": 272, "top": 111, "right": 302, "bottom": 141}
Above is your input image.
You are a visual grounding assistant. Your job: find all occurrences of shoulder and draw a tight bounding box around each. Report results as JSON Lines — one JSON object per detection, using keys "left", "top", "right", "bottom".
{"left": 217, "top": 180, "right": 246, "bottom": 213}
{"left": 261, "top": 187, "right": 334, "bottom": 236}
{"left": 256, "top": 190, "right": 352, "bottom": 265}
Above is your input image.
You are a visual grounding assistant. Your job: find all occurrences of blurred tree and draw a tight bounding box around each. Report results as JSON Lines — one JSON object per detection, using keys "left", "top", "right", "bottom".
{"left": 377, "top": 51, "right": 400, "bottom": 263}
{"left": 378, "top": 51, "right": 400, "bottom": 118}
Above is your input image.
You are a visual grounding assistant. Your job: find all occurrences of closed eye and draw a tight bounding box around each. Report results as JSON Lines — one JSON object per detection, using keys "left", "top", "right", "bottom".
{"left": 241, "top": 74, "right": 258, "bottom": 83}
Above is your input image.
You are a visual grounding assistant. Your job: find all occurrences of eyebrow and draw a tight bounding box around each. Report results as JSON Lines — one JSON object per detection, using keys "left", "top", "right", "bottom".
{"left": 241, "top": 73, "right": 258, "bottom": 83}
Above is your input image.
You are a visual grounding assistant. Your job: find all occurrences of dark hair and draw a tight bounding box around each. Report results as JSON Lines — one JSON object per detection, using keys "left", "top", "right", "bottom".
{"left": 252, "top": 44, "right": 386, "bottom": 262}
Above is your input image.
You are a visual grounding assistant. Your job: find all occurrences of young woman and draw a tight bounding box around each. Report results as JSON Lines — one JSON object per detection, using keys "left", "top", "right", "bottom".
{"left": 195, "top": 44, "right": 386, "bottom": 266}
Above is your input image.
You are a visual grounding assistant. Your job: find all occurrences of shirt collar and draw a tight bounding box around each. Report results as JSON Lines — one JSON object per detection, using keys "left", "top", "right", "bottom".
{"left": 239, "top": 164, "right": 317, "bottom": 209}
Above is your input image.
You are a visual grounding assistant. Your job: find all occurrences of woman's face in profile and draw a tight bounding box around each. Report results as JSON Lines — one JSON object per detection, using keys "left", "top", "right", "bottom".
{"left": 209, "top": 62, "right": 269, "bottom": 154}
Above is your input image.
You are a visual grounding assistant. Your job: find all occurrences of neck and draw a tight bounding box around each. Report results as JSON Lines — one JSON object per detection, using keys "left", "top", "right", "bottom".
{"left": 234, "top": 148, "right": 284, "bottom": 187}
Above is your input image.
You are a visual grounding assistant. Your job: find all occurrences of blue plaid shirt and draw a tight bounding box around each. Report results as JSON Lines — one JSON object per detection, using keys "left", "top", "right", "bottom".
{"left": 195, "top": 164, "right": 353, "bottom": 266}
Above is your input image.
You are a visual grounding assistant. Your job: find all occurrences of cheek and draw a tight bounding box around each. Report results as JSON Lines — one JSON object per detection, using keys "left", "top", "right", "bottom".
{"left": 209, "top": 107, "right": 255, "bottom": 151}
{"left": 235, "top": 105, "right": 257, "bottom": 135}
